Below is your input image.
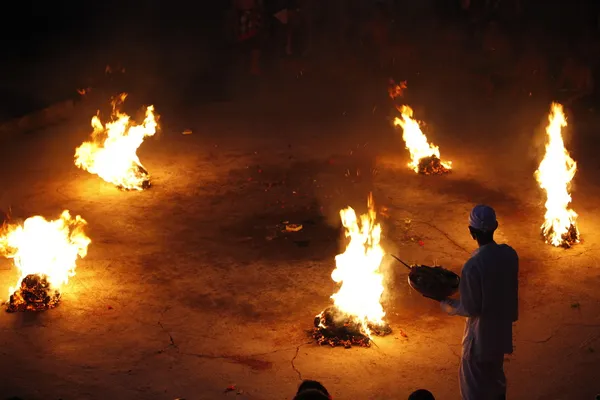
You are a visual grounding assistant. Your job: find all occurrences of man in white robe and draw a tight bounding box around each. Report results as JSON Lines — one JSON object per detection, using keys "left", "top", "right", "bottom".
{"left": 441, "top": 204, "right": 519, "bottom": 400}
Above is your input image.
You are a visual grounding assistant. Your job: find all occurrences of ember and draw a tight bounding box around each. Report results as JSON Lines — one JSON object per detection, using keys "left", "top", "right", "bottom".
{"left": 416, "top": 155, "right": 451, "bottom": 175}
{"left": 393, "top": 105, "right": 452, "bottom": 174}
{"left": 313, "top": 306, "right": 391, "bottom": 348}
{"left": 388, "top": 79, "right": 407, "bottom": 100}
{"left": 313, "top": 194, "right": 392, "bottom": 348}
{"left": 74, "top": 93, "right": 158, "bottom": 191}
{"left": 0, "top": 210, "right": 91, "bottom": 312}
{"left": 534, "top": 103, "right": 580, "bottom": 247}
{"left": 6, "top": 274, "right": 60, "bottom": 312}
{"left": 541, "top": 219, "right": 579, "bottom": 249}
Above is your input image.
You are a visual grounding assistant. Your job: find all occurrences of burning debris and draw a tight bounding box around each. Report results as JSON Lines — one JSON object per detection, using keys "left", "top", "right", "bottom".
{"left": 313, "top": 193, "right": 391, "bottom": 348}
{"left": 393, "top": 106, "right": 452, "bottom": 175}
{"left": 7, "top": 274, "right": 60, "bottom": 312}
{"left": 313, "top": 306, "right": 391, "bottom": 348}
{"left": 388, "top": 79, "right": 407, "bottom": 100}
{"left": 0, "top": 210, "right": 91, "bottom": 312}
{"left": 534, "top": 103, "right": 580, "bottom": 248}
{"left": 416, "top": 155, "right": 451, "bottom": 175}
{"left": 74, "top": 93, "right": 158, "bottom": 191}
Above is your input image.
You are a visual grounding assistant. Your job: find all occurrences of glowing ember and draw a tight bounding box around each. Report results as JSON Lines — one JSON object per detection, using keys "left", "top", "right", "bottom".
{"left": 393, "top": 105, "right": 452, "bottom": 175}
{"left": 534, "top": 102, "right": 580, "bottom": 247}
{"left": 388, "top": 79, "right": 407, "bottom": 100}
{"left": 74, "top": 93, "right": 158, "bottom": 190}
{"left": 313, "top": 193, "right": 391, "bottom": 348}
{"left": 0, "top": 210, "right": 91, "bottom": 312}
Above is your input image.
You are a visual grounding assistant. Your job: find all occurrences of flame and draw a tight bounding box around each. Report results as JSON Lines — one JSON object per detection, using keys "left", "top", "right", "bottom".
{"left": 74, "top": 93, "right": 158, "bottom": 190}
{"left": 330, "top": 193, "right": 386, "bottom": 335}
{"left": 393, "top": 105, "right": 452, "bottom": 173}
{"left": 534, "top": 103, "right": 580, "bottom": 247}
{"left": 388, "top": 80, "right": 407, "bottom": 99}
{"left": 0, "top": 210, "right": 91, "bottom": 300}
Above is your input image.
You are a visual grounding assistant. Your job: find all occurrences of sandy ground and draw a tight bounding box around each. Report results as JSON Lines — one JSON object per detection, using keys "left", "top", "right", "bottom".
{"left": 0, "top": 81, "right": 599, "bottom": 400}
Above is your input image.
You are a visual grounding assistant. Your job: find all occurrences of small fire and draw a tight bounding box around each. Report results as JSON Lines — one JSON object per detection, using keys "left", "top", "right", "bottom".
{"left": 393, "top": 105, "right": 452, "bottom": 174}
{"left": 535, "top": 103, "right": 580, "bottom": 247}
{"left": 0, "top": 210, "right": 91, "bottom": 311}
{"left": 313, "top": 194, "right": 390, "bottom": 347}
{"left": 74, "top": 93, "right": 158, "bottom": 190}
{"left": 388, "top": 79, "right": 407, "bottom": 100}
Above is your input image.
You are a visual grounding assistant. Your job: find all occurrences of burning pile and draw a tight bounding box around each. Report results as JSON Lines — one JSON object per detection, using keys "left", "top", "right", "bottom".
{"left": 0, "top": 210, "right": 91, "bottom": 312}
{"left": 74, "top": 93, "right": 158, "bottom": 191}
{"left": 535, "top": 103, "right": 580, "bottom": 247}
{"left": 313, "top": 194, "right": 391, "bottom": 348}
{"left": 393, "top": 106, "right": 452, "bottom": 175}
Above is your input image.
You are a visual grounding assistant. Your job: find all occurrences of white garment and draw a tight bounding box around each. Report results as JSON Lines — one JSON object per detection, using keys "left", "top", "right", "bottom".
{"left": 443, "top": 242, "right": 518, "bottom": 399}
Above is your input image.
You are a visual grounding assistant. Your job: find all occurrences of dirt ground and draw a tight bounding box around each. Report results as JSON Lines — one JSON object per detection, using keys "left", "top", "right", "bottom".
{"left": 0, "top": 81, "right": 599, "bottom": 400}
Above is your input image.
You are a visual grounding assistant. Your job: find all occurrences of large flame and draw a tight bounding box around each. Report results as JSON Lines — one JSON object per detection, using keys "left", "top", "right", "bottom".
{"left": 393, "top": 105, "right": 452, "bottom": 173}
{"left": 74, "top": 93, "right": 158, "bottom": 190}
{"left": 0, "top": 210, "right": 91, "bottom": 300}
{"left": 331, "top": 193, "right": 386, "bottom": 335}
{"left": 535, "top": 102, "right": 580, "bottom": 247}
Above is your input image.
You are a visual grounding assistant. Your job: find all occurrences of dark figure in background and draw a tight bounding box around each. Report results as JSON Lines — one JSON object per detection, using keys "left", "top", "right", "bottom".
{"left": 409, "top": 388, "right": 436, "bottom": 399}
{"left": 479, "top": 20, "right": 513, "bottom": 98}
{"left": 514, "top": 35, "right": 548, "bottom": 98}
{"left": 363, "top": 2, "right": 392, "bottom": 73}
{"left": 231, "top": 0, "right": 265, "bottom": 76}
{"left": 440, "top": 205, "right": 519, "bottom": 400}
{"left": 264, "top": 0, "right": 289, "bottom": 57}
{"left": 556, "top": 56, "right": 594, "bottom": 107}
{"left": 294, "top": 380, "right": 332, "bottom": 400}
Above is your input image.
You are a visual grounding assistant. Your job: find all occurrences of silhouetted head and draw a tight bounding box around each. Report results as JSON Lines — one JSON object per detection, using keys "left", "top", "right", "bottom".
{"left": 294, "top": 389, "right": 331, "bottom": 400}
{"left": 468, "top": 204, "right": 498, "bottom": 246}
{"left": 295, "top": 380, "right": 331, "bottom": 400}
{"left": 408, "top": 389, "right": 435, "bottom": 400}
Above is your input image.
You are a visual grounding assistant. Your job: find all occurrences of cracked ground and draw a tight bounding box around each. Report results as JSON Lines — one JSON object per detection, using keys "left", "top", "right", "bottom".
{"left": 0, "top": 85, "right": 599, "bottom": 400}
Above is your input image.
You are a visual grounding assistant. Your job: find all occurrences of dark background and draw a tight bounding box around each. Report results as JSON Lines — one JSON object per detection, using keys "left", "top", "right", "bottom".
{"left": 0, "top": 1, "right": 229, "bottom": 120}
{"left": 1, "top": 0, "right": 599, "bottom": 121}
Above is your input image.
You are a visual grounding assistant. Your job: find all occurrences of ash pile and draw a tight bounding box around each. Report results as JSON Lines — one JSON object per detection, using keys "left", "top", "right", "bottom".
{"left": 418, "top": 156, "right": 450, "bottom": 175}
{"left": 312, "top": 306, "right": 391, "bottom": 348}
{"left": 6, "top": 274, "right": 61, "bottom": 312}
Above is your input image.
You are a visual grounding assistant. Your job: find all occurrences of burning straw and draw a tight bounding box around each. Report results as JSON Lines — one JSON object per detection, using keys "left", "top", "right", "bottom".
{"left": 0, "top": 210, "right": 91, "bottom": 312}
{"left": 74, "top": 93, "right": 158, "bottom": 191}
{"left": 313, "top": 194, "right": 391, "bottom": 348}
{"left": 535, "top": 103, "right": 580, "bottom": 248}
{"left": 393, "top": 106, "right": 452, "bottom": 175}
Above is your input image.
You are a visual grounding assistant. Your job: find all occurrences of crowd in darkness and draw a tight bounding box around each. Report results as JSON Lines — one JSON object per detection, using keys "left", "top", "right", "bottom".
{"left": 2, "top": 0, "right": 600, "bottom": 120}
{"left": 220, "top": 0, "right": 600, "bottom": 110}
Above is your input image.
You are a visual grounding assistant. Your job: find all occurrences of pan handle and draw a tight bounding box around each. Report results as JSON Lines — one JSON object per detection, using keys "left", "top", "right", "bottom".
{"left": 389, "top": 254, "right": 412, "bottom": 270}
